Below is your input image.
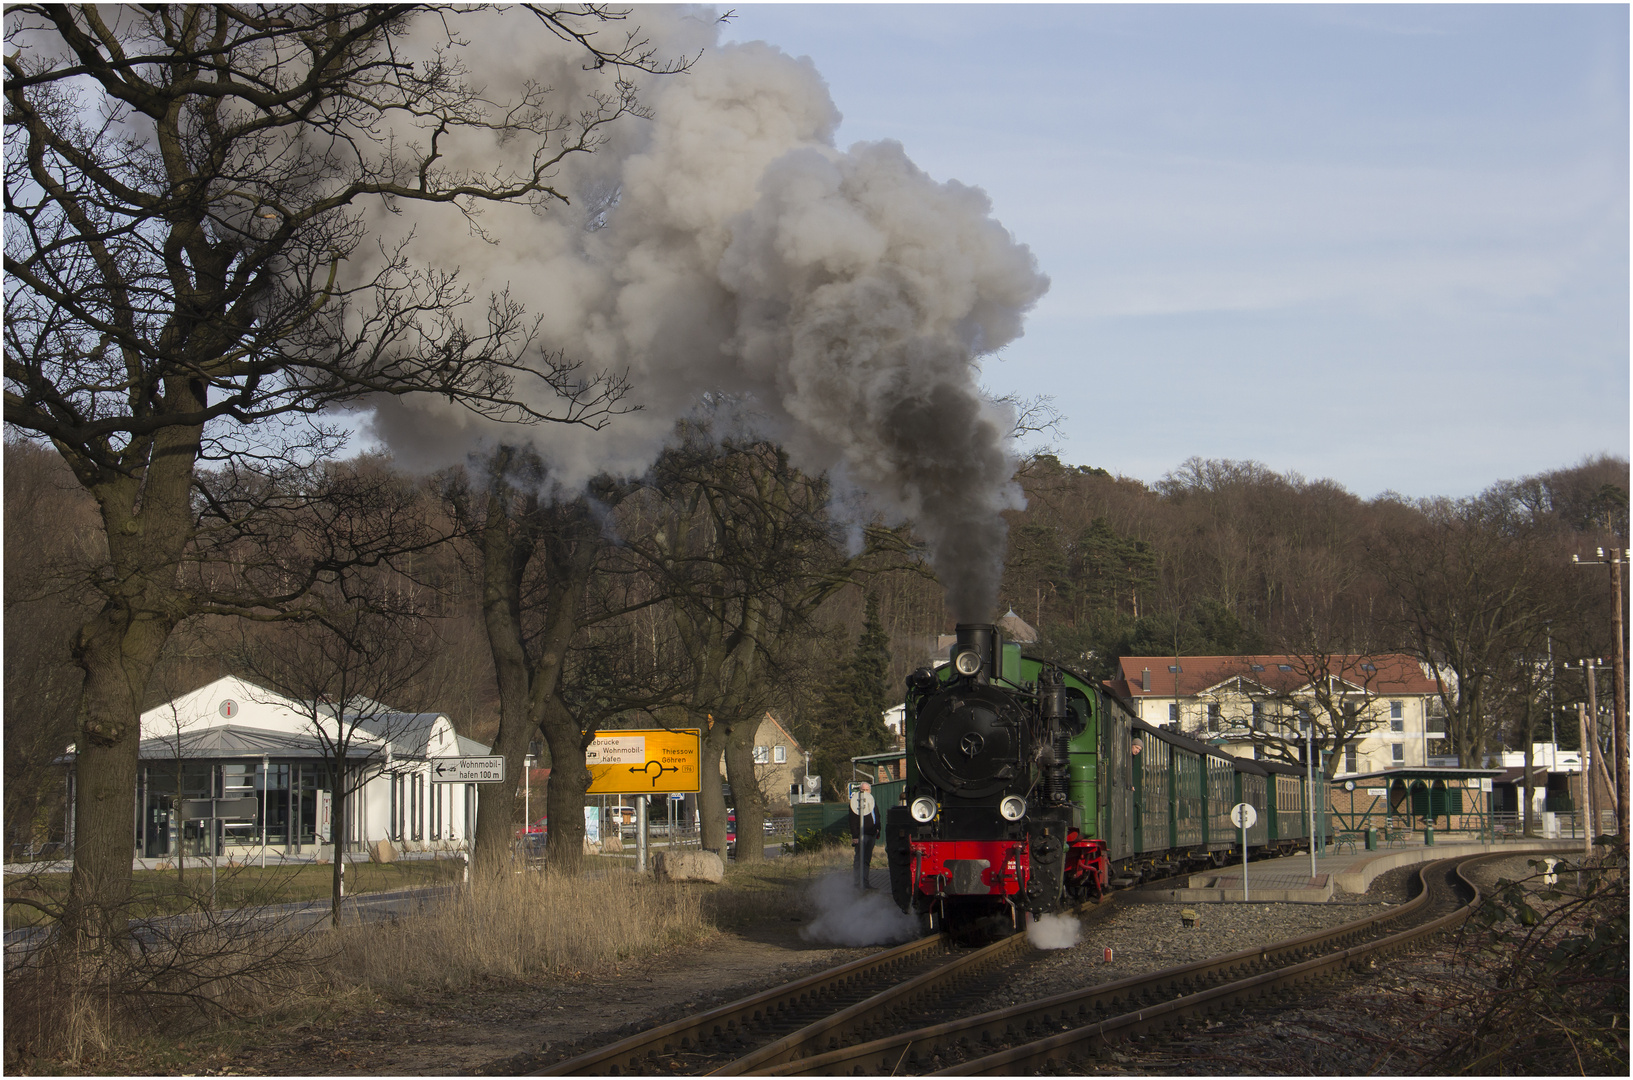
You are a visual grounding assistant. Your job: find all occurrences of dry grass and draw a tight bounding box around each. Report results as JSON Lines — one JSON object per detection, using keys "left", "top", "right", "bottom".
{"left": 4, "top": 849, "right": 853, "bottom": 1073}
{"left": 4, "top": 907, "right": 330, "bottom": 1069}
{"left": 330, "top": 865, "right": 713, "bottom": 988}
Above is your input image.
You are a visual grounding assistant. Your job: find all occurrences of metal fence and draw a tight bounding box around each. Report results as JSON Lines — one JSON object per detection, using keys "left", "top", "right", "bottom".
{"left": 6, "top": 842, "right": 67, "bottom": 866}
{"left": 1539, "top": 809, "right": 1619, "bottom": 839}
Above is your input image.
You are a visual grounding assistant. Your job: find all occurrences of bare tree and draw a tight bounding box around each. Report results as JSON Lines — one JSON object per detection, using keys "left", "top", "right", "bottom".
{"left": 1212, "top": 652, "right": 1395, "bottom": 779}
{"left": 444, "top": 446, "right": 671, "bottom": 873}
{"left": 232, "top": 596, "right": 435, "bottom": 926}
{"left": 4, "top": 4, "right": 673, "bottom": 940}
{"left": 1371, "top": 488, "right": 1574, "bottom": 767}
{"left": 634, "top": 435, "right": 915, "bottom": 861}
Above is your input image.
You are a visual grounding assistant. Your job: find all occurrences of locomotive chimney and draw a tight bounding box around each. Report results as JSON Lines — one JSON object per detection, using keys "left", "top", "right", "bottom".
{"left": 954, "top": 623, "right": 1001, "bottom": 683}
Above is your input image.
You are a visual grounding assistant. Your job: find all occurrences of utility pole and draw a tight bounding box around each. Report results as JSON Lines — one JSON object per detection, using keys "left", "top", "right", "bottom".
{"left": 1567, "top": 658, "right": 1613, "bottom": 845}
{"left": 1574, "top": 548, "right": 1628, "bottom": 841}
{"left": 1578, "top": 703, "right": 1593, "bottom": 855}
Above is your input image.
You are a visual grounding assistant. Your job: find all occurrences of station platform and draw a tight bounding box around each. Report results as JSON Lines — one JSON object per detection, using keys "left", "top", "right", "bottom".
{"left": 1124, "top": 836, "right": 1587, "bottom": 903}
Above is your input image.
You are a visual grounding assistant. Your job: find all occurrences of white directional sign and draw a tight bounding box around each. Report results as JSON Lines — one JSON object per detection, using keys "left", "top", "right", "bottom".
{"left": 430, "top": 756, "right": 507, "bottom": 783}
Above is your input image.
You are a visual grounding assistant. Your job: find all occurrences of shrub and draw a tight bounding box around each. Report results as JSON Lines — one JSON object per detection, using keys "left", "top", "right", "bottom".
{"left": 790, "top": 827, "right": 843, "bottom": 856}
{"left": 1428, "top": 847, "right": 1629, "bottom": 1075}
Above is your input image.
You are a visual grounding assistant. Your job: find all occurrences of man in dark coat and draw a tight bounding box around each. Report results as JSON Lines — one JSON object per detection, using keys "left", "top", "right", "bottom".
{"left": 849, "top": 781, "right": 880, "bottom": 889}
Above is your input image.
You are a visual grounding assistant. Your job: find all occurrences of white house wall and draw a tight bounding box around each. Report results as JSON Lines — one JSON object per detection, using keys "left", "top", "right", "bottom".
{"left": 1133, "top": 689, "right": 1440, "bottom": 776}
{"left": 134, "top": 677, "right": 481, "bottom": 858}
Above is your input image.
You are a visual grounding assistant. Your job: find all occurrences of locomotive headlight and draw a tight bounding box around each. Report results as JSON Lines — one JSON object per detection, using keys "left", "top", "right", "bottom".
{"left": 953, "top": 648, "right": 982, "bottom": 677}
{"left": 910, "top": 796, "right": 938, "bottom": 823}
{"left": 999, "top": 795, "right": 1027, "bottom": 821}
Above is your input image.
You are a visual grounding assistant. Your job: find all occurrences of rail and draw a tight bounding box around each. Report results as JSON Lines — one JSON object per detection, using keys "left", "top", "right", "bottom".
{"left": 925, "top": 850, "right": 1524, "bottom": 1075}
{"left": 762, "top": 851, "right": 1522, "bottom": 1076}
{"left": 535, "top": 932, "right": 956, "bottom": 1076}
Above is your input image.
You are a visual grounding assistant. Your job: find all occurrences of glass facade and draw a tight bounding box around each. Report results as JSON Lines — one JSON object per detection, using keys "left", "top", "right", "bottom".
{"left": 129, "top": 755, "right": 472, "bottom": 860}
{"left": 137, "top": 760, "right": 344, "bottom": 857}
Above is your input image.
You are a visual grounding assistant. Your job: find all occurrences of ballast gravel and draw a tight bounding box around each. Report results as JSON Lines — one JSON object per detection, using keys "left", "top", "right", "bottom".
{"left": 974, "top": 885, "right": 1407, "bottom": 1014}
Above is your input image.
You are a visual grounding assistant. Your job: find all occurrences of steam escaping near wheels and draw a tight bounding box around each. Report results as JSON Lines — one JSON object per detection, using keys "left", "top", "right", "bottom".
{"left": 1026, "top": 912, "right": 1081, "bottom": 950}
{"left": 799, "top": 872, "right": 922, "bottom": 947}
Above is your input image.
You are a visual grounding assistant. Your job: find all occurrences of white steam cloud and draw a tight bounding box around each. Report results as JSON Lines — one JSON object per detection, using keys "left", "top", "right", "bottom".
{"left": 1026, "top": 912, "right": 1081, "bottom": 950}
{"left": 358, "top": 8, "right": 1049, "bottom": 619}
{"left": 799, "top": 872, "right": 922, "bottom": 947}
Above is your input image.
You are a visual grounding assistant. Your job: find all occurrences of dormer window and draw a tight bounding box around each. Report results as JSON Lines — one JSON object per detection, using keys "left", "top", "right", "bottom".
{"left": 1278, "top": 664, "right": 1293, "bottom": 672}
{"left": 1168, "top": 665, "right": 1182, "bottom": 673}
{"left": 1250, "top": 664, "right": 1264, "bottom": 672}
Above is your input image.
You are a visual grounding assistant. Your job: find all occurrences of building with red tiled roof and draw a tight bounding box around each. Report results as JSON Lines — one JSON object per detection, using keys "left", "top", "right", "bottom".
{"left": 1108, "top": 654, "right": 1443, "bottom": 776}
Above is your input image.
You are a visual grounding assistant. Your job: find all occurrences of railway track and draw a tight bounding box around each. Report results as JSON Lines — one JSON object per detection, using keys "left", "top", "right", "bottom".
{"left": 770, "top": 851, "right": 1515, "bottom": 1076}
{"left": 536, "top": 899, "right": 1119, "bottom": 1076}
{"left": 541, "top": 850, "right": 1529, "bottom": 1076}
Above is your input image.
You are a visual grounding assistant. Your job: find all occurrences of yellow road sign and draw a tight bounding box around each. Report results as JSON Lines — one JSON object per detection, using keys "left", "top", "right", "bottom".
{"left": 585, "top": 728, "right": 702, "bottom": 795}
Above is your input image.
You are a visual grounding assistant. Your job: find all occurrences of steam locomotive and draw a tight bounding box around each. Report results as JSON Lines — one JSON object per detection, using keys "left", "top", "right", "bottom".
{"left": 884, "top": 623, "right": 1313, "bottom": 934}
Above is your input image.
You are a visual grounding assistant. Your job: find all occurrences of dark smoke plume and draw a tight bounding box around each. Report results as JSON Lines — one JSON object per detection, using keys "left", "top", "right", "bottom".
{"left": 358, "top": 10, "right": 1049, "bottom": 618}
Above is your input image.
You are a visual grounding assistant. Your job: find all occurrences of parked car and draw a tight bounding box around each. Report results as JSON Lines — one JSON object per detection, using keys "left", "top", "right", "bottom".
{"left": 519, "top": 816, "right": 547, "bottom": 856}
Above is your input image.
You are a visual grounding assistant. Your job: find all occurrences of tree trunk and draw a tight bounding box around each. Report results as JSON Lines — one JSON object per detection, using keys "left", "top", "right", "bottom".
{"left": 63, "top": 395, "right": 204, "bottom": 945}
{"left": 724, "top": 725, "right": 766, "bottom": 863}
{"left": 64, "top": 605, "right": 178, "bottom": 946}
{"left": 698, "top": 720, "right": 728, "bottom": 854}
{"left": 539, "top": 697, "right": 588, "bottom": 873}
{"left": 466, "top": 469, "right": 604, "bottom": 874}
{"left": 471, "top": 483, "right": 536, "bottom": 872}
{"left": 1521, "top": 694, "right": 1536, "bottom": 837}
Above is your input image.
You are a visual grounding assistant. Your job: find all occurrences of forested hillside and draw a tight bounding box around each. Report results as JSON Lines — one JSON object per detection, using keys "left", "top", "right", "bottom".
{"left": 6, "top": 435, "right": 1626, "bottom": 856}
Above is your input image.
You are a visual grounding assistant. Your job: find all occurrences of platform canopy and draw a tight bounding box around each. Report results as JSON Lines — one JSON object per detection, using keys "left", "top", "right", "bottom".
{"left": 1336, "top": 766, "right": 1505, "bottom": 784}
{"left": 1330, "top": 766, "right": 1505, "bottom": 836}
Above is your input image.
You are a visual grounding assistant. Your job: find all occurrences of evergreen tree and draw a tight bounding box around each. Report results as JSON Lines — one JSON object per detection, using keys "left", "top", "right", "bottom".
{"left": 807, "top": 593, "right": 894, "bottom": 797}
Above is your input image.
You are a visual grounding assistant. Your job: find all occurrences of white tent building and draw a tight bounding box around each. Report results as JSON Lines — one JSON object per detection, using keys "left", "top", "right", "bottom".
{"left": 78, "top": 676, "right": 490, "bottom": 864}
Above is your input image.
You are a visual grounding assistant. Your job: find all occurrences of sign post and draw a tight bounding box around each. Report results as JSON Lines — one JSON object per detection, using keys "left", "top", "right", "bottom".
{"left": 430, "top": 756, "right": 506, "bottom": 784}
{"left": 1305, "top": 722, "right": 1318, "bottom": 881}
{"left": 584, "top": 730, "right": 701, "bottom": 868}
{"left": 584, "top": 730, "right": 703, "bottom": 796}
{"left": 180, "top": 796, "right": 259, "bottom": 908}
{"left": 1230, "top": 803, "right": 1257, "bottom": 902}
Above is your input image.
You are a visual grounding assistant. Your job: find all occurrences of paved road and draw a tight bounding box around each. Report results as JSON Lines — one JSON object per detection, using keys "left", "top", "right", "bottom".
{"left": 3, "top": 882, "right": 461, "bottom": 953}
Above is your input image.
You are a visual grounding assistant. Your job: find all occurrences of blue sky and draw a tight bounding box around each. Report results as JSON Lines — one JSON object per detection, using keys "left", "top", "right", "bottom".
{"left": 719, "top": 4, "right": 1629, "bottom": 499}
